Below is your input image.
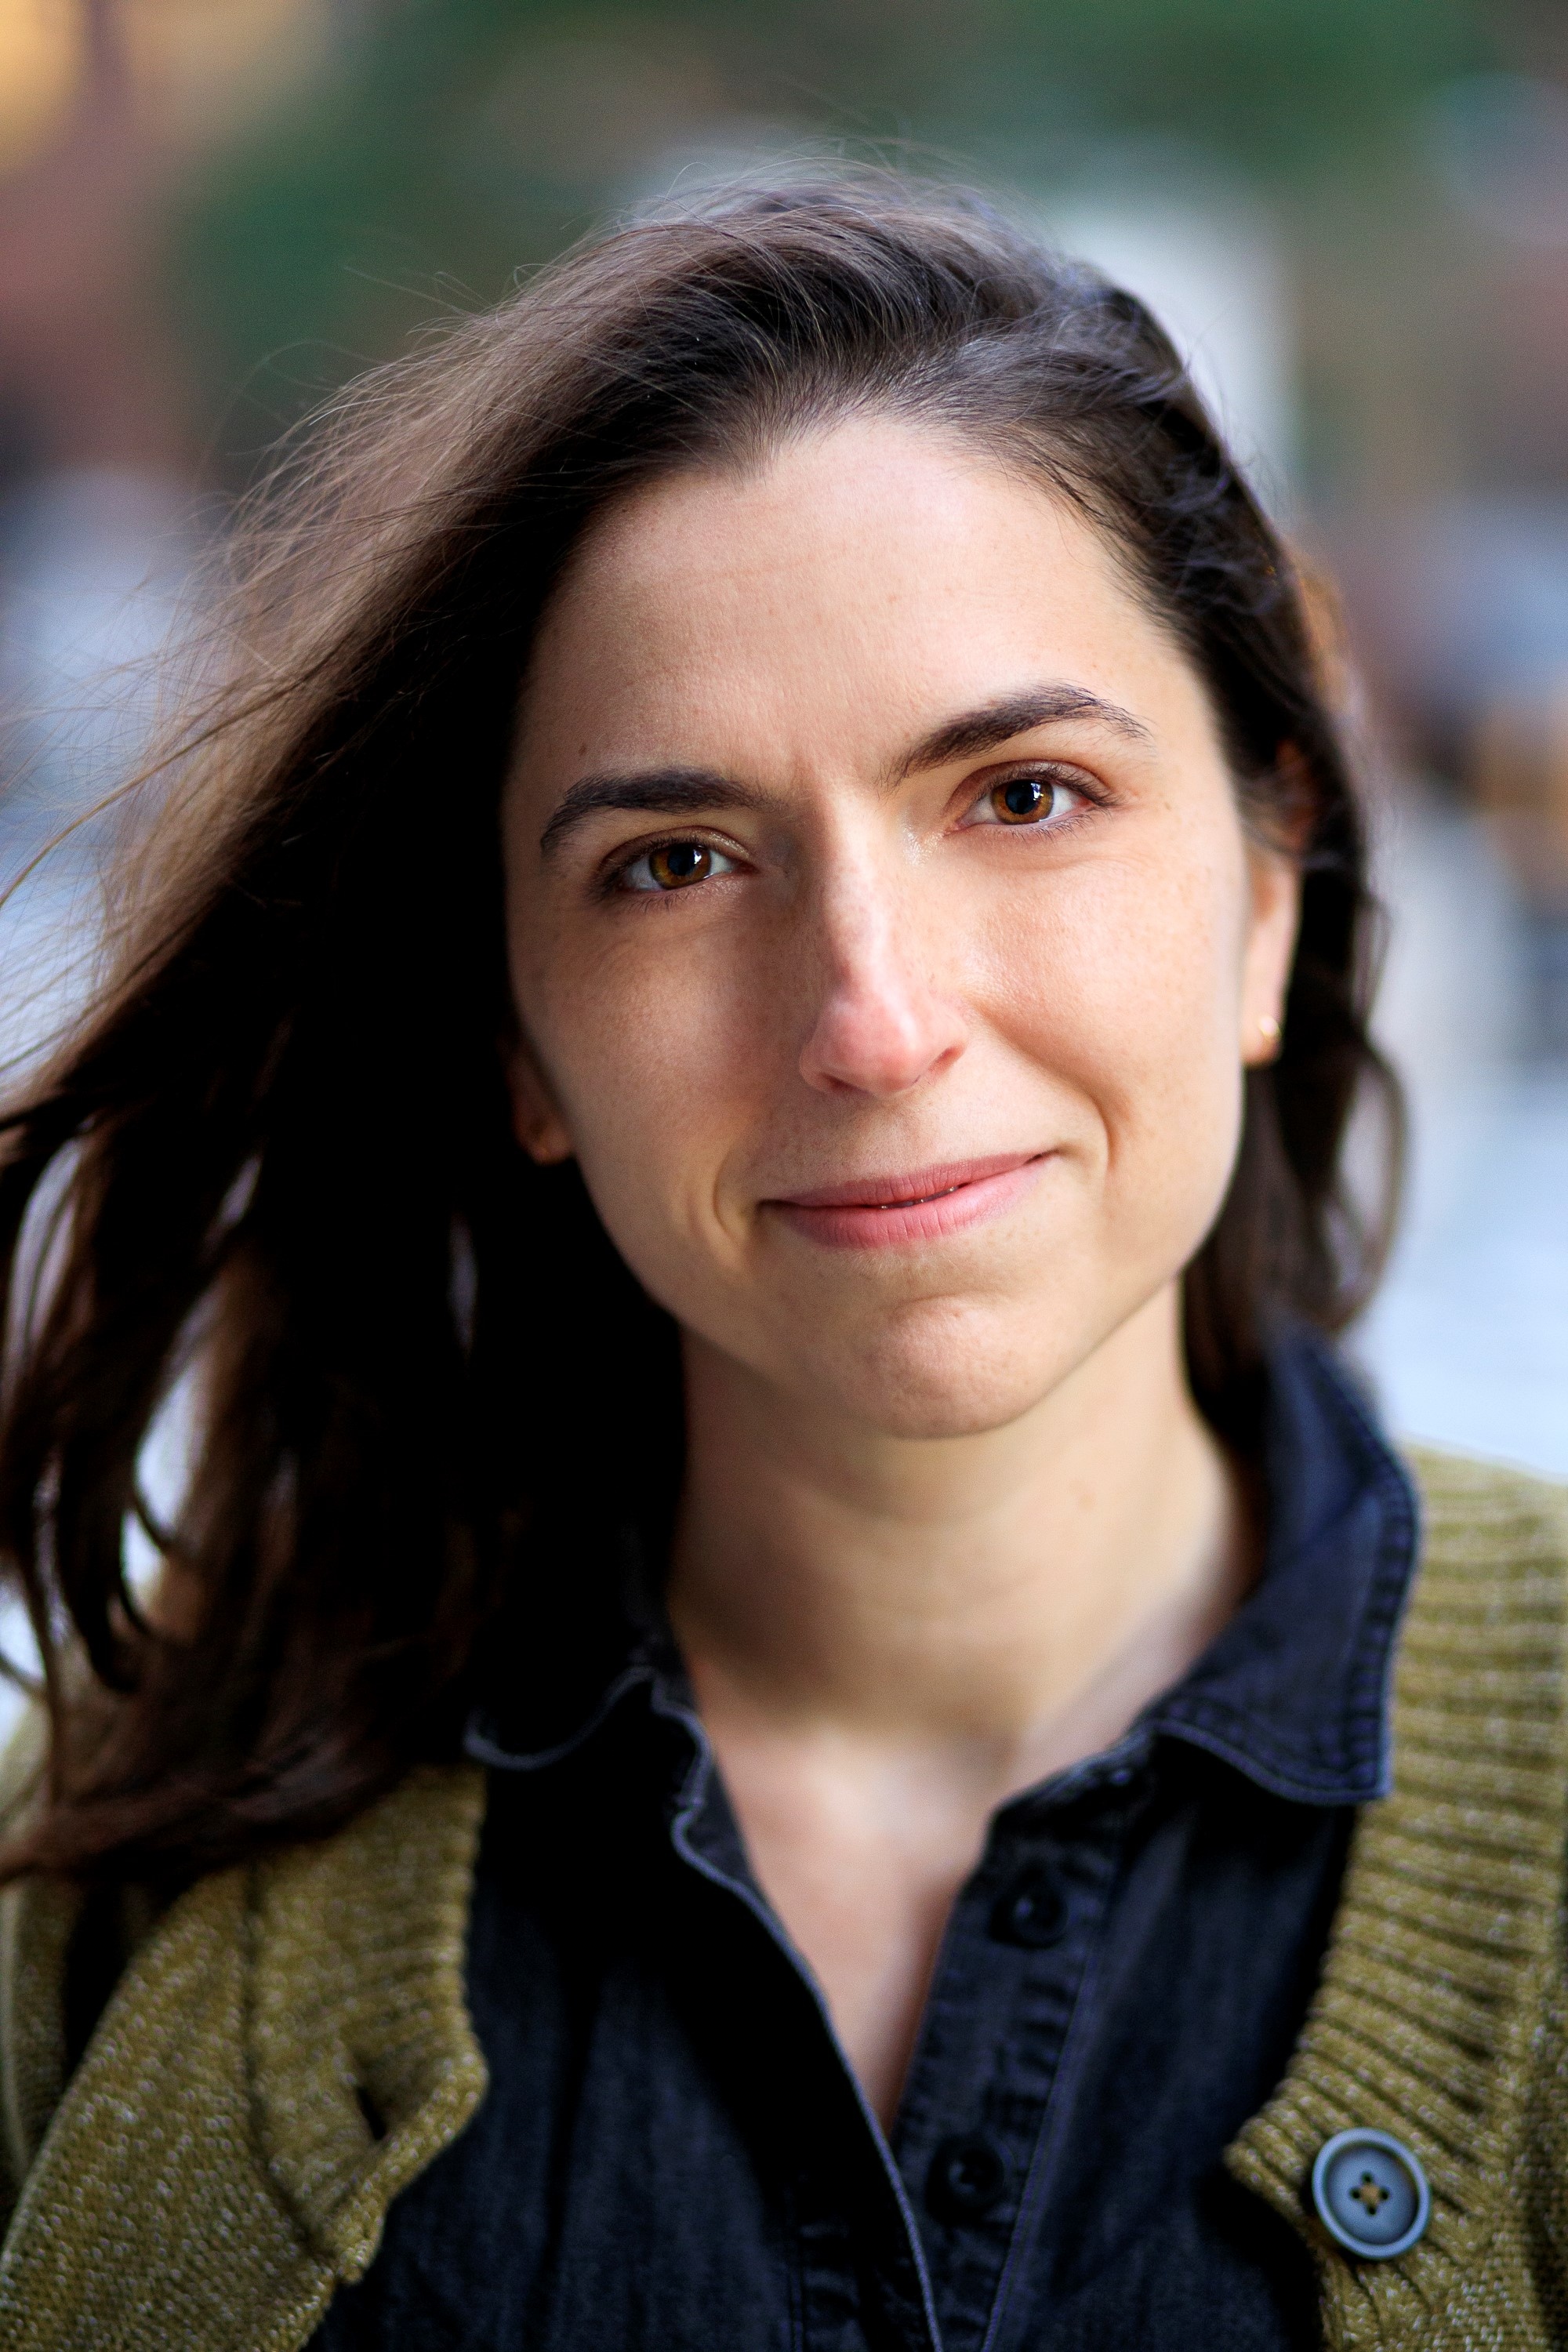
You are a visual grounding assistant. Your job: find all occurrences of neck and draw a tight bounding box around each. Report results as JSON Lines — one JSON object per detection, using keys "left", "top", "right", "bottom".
{"left": 668, "top": 1287, "right": 1252, "bottom": 1792}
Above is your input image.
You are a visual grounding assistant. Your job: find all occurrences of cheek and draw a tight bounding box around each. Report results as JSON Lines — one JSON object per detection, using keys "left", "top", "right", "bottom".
{"left": 984, "top": 849, "right": 1248, "bottom": 1213}
{"left": 514, "top": 906, "right": 778, "bottom": 1277}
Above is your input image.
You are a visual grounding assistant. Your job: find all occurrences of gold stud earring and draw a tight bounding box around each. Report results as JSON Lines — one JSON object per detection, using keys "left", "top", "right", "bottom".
{"left": 1258, "top": 1014, "right": 1282, "bottom": 1045}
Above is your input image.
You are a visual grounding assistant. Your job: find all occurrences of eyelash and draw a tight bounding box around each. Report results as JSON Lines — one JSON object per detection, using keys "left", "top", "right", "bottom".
{"left": 599, "top": 764, "right": 1104, "bottom": 897}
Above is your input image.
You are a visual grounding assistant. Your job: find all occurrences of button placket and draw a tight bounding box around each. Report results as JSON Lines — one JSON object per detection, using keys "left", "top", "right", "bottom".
{"left": 892, "top": 1788, "right": 1138, "bottom": 2352}
{"left": 927, "top": 2132, "right": 1012, "bottom": 2223}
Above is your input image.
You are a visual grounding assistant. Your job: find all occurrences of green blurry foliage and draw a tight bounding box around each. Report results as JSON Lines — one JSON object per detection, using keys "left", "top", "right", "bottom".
{"left": 176, "top": 0, "right": 1497, "bottom": 473}
{"left": 981, "top": 0, "right": 1490, "bottom": 163}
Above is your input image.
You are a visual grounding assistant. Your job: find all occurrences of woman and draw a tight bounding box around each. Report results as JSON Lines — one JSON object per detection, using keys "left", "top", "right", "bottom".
{"left": 0, "top": 182, "right": 1563, "bottom": 2352}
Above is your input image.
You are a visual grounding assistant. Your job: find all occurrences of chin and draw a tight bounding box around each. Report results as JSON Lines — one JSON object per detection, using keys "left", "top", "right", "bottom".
{"left": 808, "top": 1297, "right": 1076, "bottom": 1442}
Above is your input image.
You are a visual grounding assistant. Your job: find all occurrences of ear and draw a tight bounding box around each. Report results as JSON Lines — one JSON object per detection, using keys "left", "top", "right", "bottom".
{"left": 506, "top": 1031, "right": 575, "bottom": 1165}
{"left": 1239, "top": 838, "right": 1301, "bottom": 1068}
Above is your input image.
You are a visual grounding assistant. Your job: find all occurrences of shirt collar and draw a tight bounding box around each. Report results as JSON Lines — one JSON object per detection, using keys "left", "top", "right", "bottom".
{"left": 464, "top": 1512, "right": 674, "bottom": 1774}
{"left": 467, "top": 1327, "right": 1419, "bottom": 1810}
{"left": 1143, "top": 1327, "right": 1418, "bottom": 1806}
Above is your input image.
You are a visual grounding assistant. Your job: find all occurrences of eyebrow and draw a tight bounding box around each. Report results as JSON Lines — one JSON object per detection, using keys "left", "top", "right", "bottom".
{"left": 536, "top": 682, "right": 1150, "bottom": 857}
{"left": 539, "top": 769, "right": 766, "bottom": 858}
{"left": 890, "top": 684, "right": 1152, "bottom": 781}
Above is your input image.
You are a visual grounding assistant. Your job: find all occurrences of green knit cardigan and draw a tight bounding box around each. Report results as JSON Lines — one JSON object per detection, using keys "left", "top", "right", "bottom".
{"left": 1, "top": 1448, "right": 1566, "bottom": 2350}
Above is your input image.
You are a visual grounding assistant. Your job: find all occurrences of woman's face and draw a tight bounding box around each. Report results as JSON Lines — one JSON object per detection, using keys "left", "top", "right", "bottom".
{"left": 503, "top": 416, "right": 1298, "bottom": 1440}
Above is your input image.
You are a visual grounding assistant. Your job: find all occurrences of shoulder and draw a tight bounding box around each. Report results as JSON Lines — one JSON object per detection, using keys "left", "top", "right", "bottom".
{"left": 1392, "top": 1446, "right": 1568, "bottom": 1732}
{"left": 1407, "top": 1441, "right": 1568, "bottom": 1525}
{"left": 0, "top": 1705, "right": 46, "bottom": 1846}
{"left": 0, "top": 1709, "right": 81, "bottom": 2223}
{"left": 0, "top": 1754, "right": 488, "bottom": 2260}
{"left": 1404, "top": 1443, "right": 1568, "bottom": 1606}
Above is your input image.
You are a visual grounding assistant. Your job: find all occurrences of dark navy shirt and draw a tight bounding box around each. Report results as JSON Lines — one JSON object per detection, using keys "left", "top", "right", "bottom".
{"left": 315, "top": 1333, "right": 1417, "bottom": 2351}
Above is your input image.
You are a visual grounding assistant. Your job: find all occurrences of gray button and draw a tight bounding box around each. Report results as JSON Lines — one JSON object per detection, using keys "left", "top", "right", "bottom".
{"left": 1311, "top": 2129, "right": 1431, "bottom": 2259}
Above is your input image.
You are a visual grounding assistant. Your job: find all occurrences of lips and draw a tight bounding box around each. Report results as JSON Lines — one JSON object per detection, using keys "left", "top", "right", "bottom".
{"left": 766, "top": 1152, "right": 1049, "bottom": 1250}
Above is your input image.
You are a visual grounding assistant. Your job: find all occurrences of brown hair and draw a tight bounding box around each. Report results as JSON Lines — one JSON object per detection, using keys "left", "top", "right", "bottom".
{"left": 0, "top": 179, "right": 1400, "bottom": 1886}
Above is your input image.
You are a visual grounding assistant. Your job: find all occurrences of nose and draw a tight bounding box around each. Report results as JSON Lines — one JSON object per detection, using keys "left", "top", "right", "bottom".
{"left": 797, "top": 866, "right": 967, "bottom": 1099}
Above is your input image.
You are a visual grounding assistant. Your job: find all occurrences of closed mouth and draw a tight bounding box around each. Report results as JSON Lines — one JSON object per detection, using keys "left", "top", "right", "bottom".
{"left": 765, "top": 1153, "right": 1049, "bottom": 1249}
{"left": 771, "top": 1152, "right": 1043, "bottom": 1211}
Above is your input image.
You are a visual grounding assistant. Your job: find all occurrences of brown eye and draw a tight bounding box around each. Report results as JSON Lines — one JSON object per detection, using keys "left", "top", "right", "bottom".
{"left": 619, "top": 839, "right": 737, "bottom": 894}
{"left": 967, "top": 773, "right": 1090, "bottom": 833}
{"left": 991, "top": 775, "right": 1047, "bottom": 824}
{"left": 649, "top": 842, "right": 710, "bottom": 888}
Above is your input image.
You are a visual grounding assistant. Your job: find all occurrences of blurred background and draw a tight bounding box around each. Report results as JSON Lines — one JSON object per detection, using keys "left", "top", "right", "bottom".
{"left": 1, "top": 0, "right": 1565, "bottom": 1473}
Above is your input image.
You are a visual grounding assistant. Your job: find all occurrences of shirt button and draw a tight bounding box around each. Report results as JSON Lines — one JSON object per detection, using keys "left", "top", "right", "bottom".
{"left": 1311, "top": 2129, "right": 1432, "bottom": 2259}
{"left": 926, "top": 2132, "right": 1011, "bottom": 2223}
{"left": 991, "top": 1865, "right": 1068, "bottom": 1947}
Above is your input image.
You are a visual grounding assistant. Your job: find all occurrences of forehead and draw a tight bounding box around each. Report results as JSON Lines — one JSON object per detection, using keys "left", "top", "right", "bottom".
{"left": 514, "top": 416, "right": 1213, "bottom": 777}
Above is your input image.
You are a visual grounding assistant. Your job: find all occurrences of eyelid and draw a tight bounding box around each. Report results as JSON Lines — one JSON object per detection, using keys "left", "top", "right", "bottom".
{"left": 971, "top": 751, "right": 1105, "bottom": 793}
